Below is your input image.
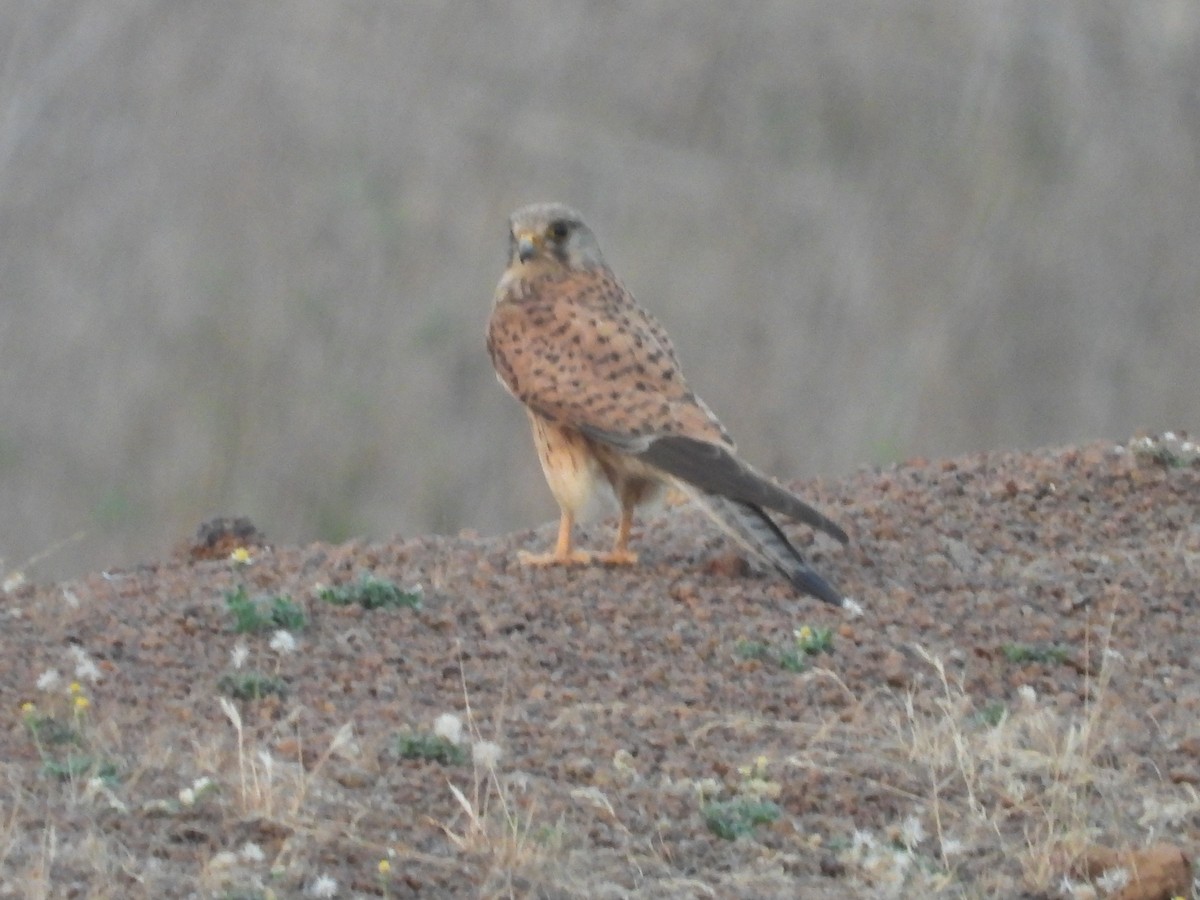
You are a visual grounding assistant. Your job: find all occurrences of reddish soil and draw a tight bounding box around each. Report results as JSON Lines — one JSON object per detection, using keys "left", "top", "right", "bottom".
{"left": 1, "top": 439, "right": 1196, "bottom": 898}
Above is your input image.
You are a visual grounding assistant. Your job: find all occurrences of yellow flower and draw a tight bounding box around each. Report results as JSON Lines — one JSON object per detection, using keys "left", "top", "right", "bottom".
{"left": 68, "top": 681, "right": 83, "bottom": 695}
{"left": 74, "top": 695, "right": 90, "bottom": 711}
{"left": 795, "top": 626, "right": 813, "bottom": 644}
{"left": 377, "top": 859, "right": 391, "bottom": 875}
{"left": 230, "top": 547, "right": 252, "bottom": 564}
{"left": 20, "top": 701, "right": 35, "bottom": 714}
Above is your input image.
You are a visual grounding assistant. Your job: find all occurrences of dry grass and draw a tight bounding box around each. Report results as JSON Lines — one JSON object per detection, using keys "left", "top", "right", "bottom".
{"left": 435, "top": 652, "right": 555, "bottom": 897}
{"left": 816, "top": 611, "right": 1198, "bottom": 899}
{"left": 2, "top": 636, "right": 1194, "bottom": 897}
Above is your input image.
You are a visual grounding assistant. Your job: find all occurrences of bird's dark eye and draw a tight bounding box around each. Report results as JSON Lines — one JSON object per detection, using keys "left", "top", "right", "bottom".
{"left": 548, "top": 220, "right": 570, "bottom": 241}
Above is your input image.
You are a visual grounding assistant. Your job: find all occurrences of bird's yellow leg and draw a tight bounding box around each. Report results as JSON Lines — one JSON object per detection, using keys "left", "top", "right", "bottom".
{"left": 518, "top": 511, "right": 594, "bottom": 566}
{"left": 597, "top": 505, "right": 639, "bottom": 566}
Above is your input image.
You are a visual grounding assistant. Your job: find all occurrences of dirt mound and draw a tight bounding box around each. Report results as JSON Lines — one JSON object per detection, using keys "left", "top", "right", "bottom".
{"left": 1, "top": 440, "right": 1196, "bottom": 897}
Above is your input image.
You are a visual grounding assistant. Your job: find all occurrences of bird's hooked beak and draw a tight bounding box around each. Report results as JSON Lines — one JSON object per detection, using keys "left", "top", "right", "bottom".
{"left": 515, "top": 230, "right": 540, "bottom": 263}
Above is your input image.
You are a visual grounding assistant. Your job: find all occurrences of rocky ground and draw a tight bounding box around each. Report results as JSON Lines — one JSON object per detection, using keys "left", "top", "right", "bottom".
{"left": 1, "top": 438, "right": 1197, "bottom": 899}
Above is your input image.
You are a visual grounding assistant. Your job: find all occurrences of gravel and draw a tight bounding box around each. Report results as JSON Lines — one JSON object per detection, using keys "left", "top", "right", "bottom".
{"left": 1, "top": 439, "right": 1196, "bottom": 898}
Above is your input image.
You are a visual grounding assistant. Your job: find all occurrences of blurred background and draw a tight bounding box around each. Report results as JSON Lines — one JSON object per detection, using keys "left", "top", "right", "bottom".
{"left": 2, "top": 2, "right": 1198, "bottom": 580}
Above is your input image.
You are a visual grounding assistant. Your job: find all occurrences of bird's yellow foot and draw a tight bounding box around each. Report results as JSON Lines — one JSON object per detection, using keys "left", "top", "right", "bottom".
{"left": 596, "top": 549, "right": 639, "bottom": 566}
{"left": 518, "top": 549, "right": 595, "bottom": 567}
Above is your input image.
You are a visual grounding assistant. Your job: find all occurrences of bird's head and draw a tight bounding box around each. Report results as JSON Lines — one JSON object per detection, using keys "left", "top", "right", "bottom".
{"left": 506, "top": 202, "right": 606, "bottom": 271}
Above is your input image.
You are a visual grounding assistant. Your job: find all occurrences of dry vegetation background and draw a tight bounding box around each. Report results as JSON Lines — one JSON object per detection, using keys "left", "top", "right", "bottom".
{"left": 2, "top": 2, "right": 1198, "bottom": 580}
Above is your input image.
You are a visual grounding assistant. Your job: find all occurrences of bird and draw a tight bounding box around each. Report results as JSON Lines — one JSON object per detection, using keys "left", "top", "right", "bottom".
{"left": 486, "top": 202, "right": 849, "bottom": 607}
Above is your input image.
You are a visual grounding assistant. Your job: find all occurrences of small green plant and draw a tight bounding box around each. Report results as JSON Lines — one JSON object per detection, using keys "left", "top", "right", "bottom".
{"left": 734, "top": 625, "right": 833, "bottom": 673}
{"left": 1000, "top": 642, "right": 1070, "bottom": 665}
{"left": 217, "top": 671, "right": 288, "bottom": 701}
{"left": 395, "top": 731, "right": 466, "bottom": 765}
{"left": 225, "top": 587, "right": 268, "bottom": 631}
{"left": 733, "top": 639, "right": 773, "bottom": 662}
{"left": 267, "top": 596, "right": 305, "bottom": 630}
{"left": 699, "top": 756, "right": 782, "bottom": 840}
{"left": 777, "top": 648, "right": 809, "bottom": 672}
{"left": 22, "top": 685, "right": 120, "bottom": 787}
{"left": 973, "top": 700, "right": 1008, "bottom": 727}
{"left": 43, "top": 754, "right": 119, "bottom": 786}
{"left": 225, "top": 587, "right": 306, "bottom": 633}
{"left": 792, "top": 625, "right": 834, "bottom": 655}
{"left": 702, "top": 798, "right": 781, "bottom": 840}
{"left": 24, "top": 711, "right": 81, "bottom": 747}
{"left": 319, "top": 573, "right": 422, "bottom": 610}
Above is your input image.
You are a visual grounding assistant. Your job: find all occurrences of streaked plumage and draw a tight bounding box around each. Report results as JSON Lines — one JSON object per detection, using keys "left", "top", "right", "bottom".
{"left": 487, "top": 202, "right": 848, "bottom": 606}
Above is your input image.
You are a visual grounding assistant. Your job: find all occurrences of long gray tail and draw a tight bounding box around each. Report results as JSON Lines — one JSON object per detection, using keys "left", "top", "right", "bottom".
{"left": 686, "top": 489, "right": 845, "bottom": 607}
{"left": 578, "top": 427, "right": 849, "bottom": 544}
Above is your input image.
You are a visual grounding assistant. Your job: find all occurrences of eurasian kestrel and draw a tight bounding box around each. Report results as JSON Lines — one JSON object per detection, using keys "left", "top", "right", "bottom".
{"left": 487, "top": 202, "right": 849, "bottom": 606}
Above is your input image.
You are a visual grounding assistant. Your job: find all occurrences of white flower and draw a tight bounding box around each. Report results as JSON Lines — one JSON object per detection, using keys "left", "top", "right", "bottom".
{"left": 269, "top": 630, "right": 296, "bottom": 655}
{"left": 68, "top": 646, "right": 101, "bottom": 682}
{"left": 241, "top": 842, "right": 265, "bottom": 863}
{"left": 940, "top": 836, "right": 964, "bottom": 856}
{"left": 1095, "top": 867, "right": 1130, "bottom": 893}
{"left": 179, "top": 776, "right": 213, "bottom": 807}
{"left": 1017, "top": 684, "right": 1038, "bottom": 707}
{"left": 306, "top": 874, "right": 338, "bottom": 897}
{"left": 850, "top": 828, "right": 878, "bottom": 853}
{"left": 230, "top": 642, "right": 249, "bottom": 669}
{"left": 899, "top": 815, "right": 924, "bottom": 850}
{"left": 36, "top": 669, "right": 61, "bottom": 692}
{"left": 208, "top": 851, "right": 239, "bottom": 871}
{"left": 433, "top": 713, "right": 463, "bottom": 745}
{"left": 472, "top": 740, "right": 503, "bottom": 768}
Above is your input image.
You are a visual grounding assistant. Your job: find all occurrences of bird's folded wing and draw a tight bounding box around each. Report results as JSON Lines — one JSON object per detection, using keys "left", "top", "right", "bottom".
{"left": 587, "top": 430, "right": 848, "bottom": 544}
